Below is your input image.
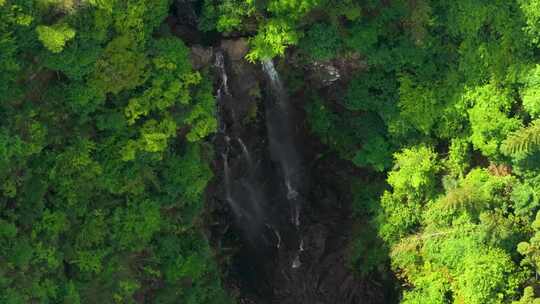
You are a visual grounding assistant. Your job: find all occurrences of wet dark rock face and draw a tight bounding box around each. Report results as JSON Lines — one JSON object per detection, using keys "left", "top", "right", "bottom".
{"left": 270, "top": 154, "right": 390, "bottom": 304}
{"left": 171, "top": 10, "right": 392, "bottom": 302}
{"left": 202, "top": 46, "right": 389, "bottom": 303}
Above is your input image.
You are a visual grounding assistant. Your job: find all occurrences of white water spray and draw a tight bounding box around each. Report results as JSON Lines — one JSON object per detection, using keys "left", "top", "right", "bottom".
{"left": 286, "top": 179, "right": 299, "bottom": 200}
{"left": 292, "top": 254, "right": 302, "bottom": 269}
{"left": 261, "top": 58, "right": 305, "bottom": 269}
{"left": 261, "top": 59, "right": 285, "bottom": 98}
{"left": 237, "top": 137, "right": 255, "bottom": 172}
{"left": 215, "top": 52, "right": 230, "bottom": 96}
{"left": 266, "top": 224, "right": 282, "bottom": 249}
{"left": 215, "top": 52, "right": 229, "bottom": 134}
{"left": 223, "top": 153, "right": 246, "bottom": 219}
{"left": 240, "top": 179, "right": 264, "bottom": 218}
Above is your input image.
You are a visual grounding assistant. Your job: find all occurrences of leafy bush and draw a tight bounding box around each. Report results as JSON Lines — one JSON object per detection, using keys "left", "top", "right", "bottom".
{"left": 300, "top": 22, "right": 342, "bottom": 60}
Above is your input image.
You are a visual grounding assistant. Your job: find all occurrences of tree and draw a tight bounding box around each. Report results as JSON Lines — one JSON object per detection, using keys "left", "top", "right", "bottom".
{"left": 91, "top": 35, "right": 149, "bottom": 95}
{"left": 378, "top": 146, "right": 440, "bottom": 244}
{"left": 465, "top": 83, "right": 522, "bottom": 157}
{"left": 0, "top": 1, "right": 231, "bottom": 302}
{"left": 300, "top": 22, "right": 342, "bottom": 60}
{"left": 246, "top": 18, "right": 301, "bottom": 61}
{"left": 520, "top": 65, "right": 540, "bottom": 118}
{"left": 502, "top": 120, "right": 540, "bottom": 156}
{"left": 36, "top": 24, "right": 76, "bottom": 53}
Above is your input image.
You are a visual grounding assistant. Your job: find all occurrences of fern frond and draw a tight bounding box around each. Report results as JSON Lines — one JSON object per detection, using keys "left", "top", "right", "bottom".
{"left": 501, "top": 120, "right": 540, "bottom": 155}
{"left": 438, "top": 183, "right": 486, "bottom": 215}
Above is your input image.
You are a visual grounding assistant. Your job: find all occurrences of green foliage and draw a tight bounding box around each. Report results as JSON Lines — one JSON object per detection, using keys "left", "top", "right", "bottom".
{"left": 246, "top": 18, "right": 301, "bottom": 61}
{"left": 300, "top": 22, "right": 342, "bottom": 60}
{"left": 92, "top": 35, "right": 148, "bottom": 95}
{"left": 344, "top": 69, "right": 398, "bottom": 115}
{"left": 511, "top": 180, "right": 540, "bottom": 219}
{"left": 519, "top": 0, "right": 540, "bottom": 45}
{"left": 203, "top": 0, "right": 324, "bottom": 61}
{"left": 521, "top": 65, "right": 540, "bottom": 118}
{"left": 349, "top": 179, "right": 390, "bottom": 276}
{"left": 352, "top": 135, "right": 393, "bottom": 172}
{"left": 0, "top": 2, "right": 29, "bottom": 102}
{"left": 388, "top": 146, "right": 440, "bottom": 195}
{"left": 112, "top": 199, "right": 161, "bottom": 250}
{"left": 184, "top": 77, "right": 218, "bottom": 142}
{"left": 465, "top": 83, "right": 522, "bottom": 157}
{"left": 456, "top": 248, "right": 522, "bottom": 304}
{"left": 0, "top": 2, "right": 230, "bottom": 303}
{"left": 378, "top": 146, "right": 440, "bottom": 244}
{"left": 513, "top": 286, "right": 540, "bottom": 304}
{"left": 344, "top": 21, "right": 379, "bottom": 55}
{"left": 388, "top": 167, "right": 528, "bottom": 303}
{"left": 200, "top": 0, "right": 256, "bottom": 32}
{"left": 518, "top": 212, "right": 540, "bottom": 275}
{"left": 124, "top": 37, "right": 199, "bottom": 124}
{"left": 446, "top": 137, "right": 471, "bottom": 178}
{"left": 7, "top": 0, "right": 540, "bottom": 302}
{"left": 306, "top": 94, "right": 393, "bottom": 171}
{"left": 397, "top": 74, "right": 440, "bottom": 135}
{"left": 36, "top": 24, "right": 76, "bottom": 53}
{"left": 502, "top": 120, "right": 540, "bottom": 156}
{"left": 199, "top": 0, "right": 540, "bottom": 301}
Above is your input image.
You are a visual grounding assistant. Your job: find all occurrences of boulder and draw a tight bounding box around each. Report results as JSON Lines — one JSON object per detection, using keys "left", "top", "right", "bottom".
{"left": 221, "top": 38, "right": 250, "bottom": 61}
{"left": 310, "top": 61, "right": 341, "bottom": 87}
{"left": 190, "top": 45, "right": 213, "bottom": 70}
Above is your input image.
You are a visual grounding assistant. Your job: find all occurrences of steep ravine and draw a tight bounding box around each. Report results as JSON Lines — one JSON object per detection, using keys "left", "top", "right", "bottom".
{"left": 168, "top": 4, "right": 395, "bottom": 301}
{"left": 196, "top": 41, "right": 394, "bottom": 303}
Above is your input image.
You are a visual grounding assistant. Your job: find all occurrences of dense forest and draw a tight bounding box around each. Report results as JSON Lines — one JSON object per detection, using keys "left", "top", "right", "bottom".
{"left": 3, "top": 0, "right": 540, "bottom": 303}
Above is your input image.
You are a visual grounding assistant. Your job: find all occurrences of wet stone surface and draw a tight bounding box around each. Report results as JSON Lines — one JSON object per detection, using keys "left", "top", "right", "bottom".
{"left": 202, "top": 48, "right": 391, "bottom": 304}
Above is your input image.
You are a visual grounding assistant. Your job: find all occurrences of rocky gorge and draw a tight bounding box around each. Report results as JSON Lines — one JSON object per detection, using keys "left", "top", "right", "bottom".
{"left": 181, "top": 28, "right": 395, "bottom": 304}
{"left": 165, "top": 2, "right": 397, "bottom": 302}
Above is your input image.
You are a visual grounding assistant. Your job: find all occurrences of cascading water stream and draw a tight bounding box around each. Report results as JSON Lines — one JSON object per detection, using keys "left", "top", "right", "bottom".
{"left": 215, "top": 51, "right": 271, "bottom": 246}
{"left": 210, "top": 46, "right": 385, "bottom": 304}
{"left": 266, "top": 224, "right": 282, "bottom": 249}
{"left": 261, "top": 59, "right": 301, "bottom": 200}
{"left": 237, "top": 137, "right": 255, "bottom": 173}
{"left": 223, "top": 152, "right": 246, "bottom": 219}
{"left": 216, "top": 51, "right": 305, "bottom": 273}
{"left": 215, "top": 51, "right": 230, "bottom": 96}
{"left": 261, "top": 59, "right": 304, "bottom": 268}
{"left": 240, "top": 179, "right": 264, "bottom": 219}
{"left": 216, "top": 52, "right": 247, "bottom": 221}
{"left": 261, "top": 59, "right": 286, "bottom": 103}
{"left": 215, "top": 52, "right": 228, "bottom": 134}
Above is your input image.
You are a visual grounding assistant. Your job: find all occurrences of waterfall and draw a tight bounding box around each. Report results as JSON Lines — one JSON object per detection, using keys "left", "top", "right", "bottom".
{"left": 237, "top": 137, "right": 255, "bottom": 173}
{"left": 292, "top": 254, "right": 302, "bottom": 269}
{"left": 265, "top": 224, "right": 282, "bottom": 249}
{"left": 261, "top": 59, "right": 290, "bottom": 114}
{"left": 262, "top": 60, "right": 300, "bottom": 200}
{"left": 286, "top": 179, "right": 299, "bottom": 200}
{"left": 216, "top": 52, "right": 246, "bottom": 220}
{"left": 216, "top": 88, "right": 225, "bottom": 133}
{"left": 216, "top": 53, "right": 305, "bottom": 265}
{"left": 215, "top": 51, "right": 230, "bottom": 96}
{"left": 261, "top": 59, "right": 302, "bottom": 212}
{"left": 222, "top": 152, "right": 246, "bottom": 219}
{"left": 261, "top": 59, "right": 285, "bottom": 98}
{"left": 215, "top": 52, "right": 228, "bottom": 134}
{"left": 216, "top": 51, "right": 270, "bottom": 244}
{"left": 222, "top": 152, "right": 232, "bottom": 201}
{"left": 240, "top": 179, "right": 264, "bottom": 219}
{"left": 292, "top": 238, "right": 304, "bottom": 269}
{"left": 261, "top": 58, "right": 305, "bottom": 268}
